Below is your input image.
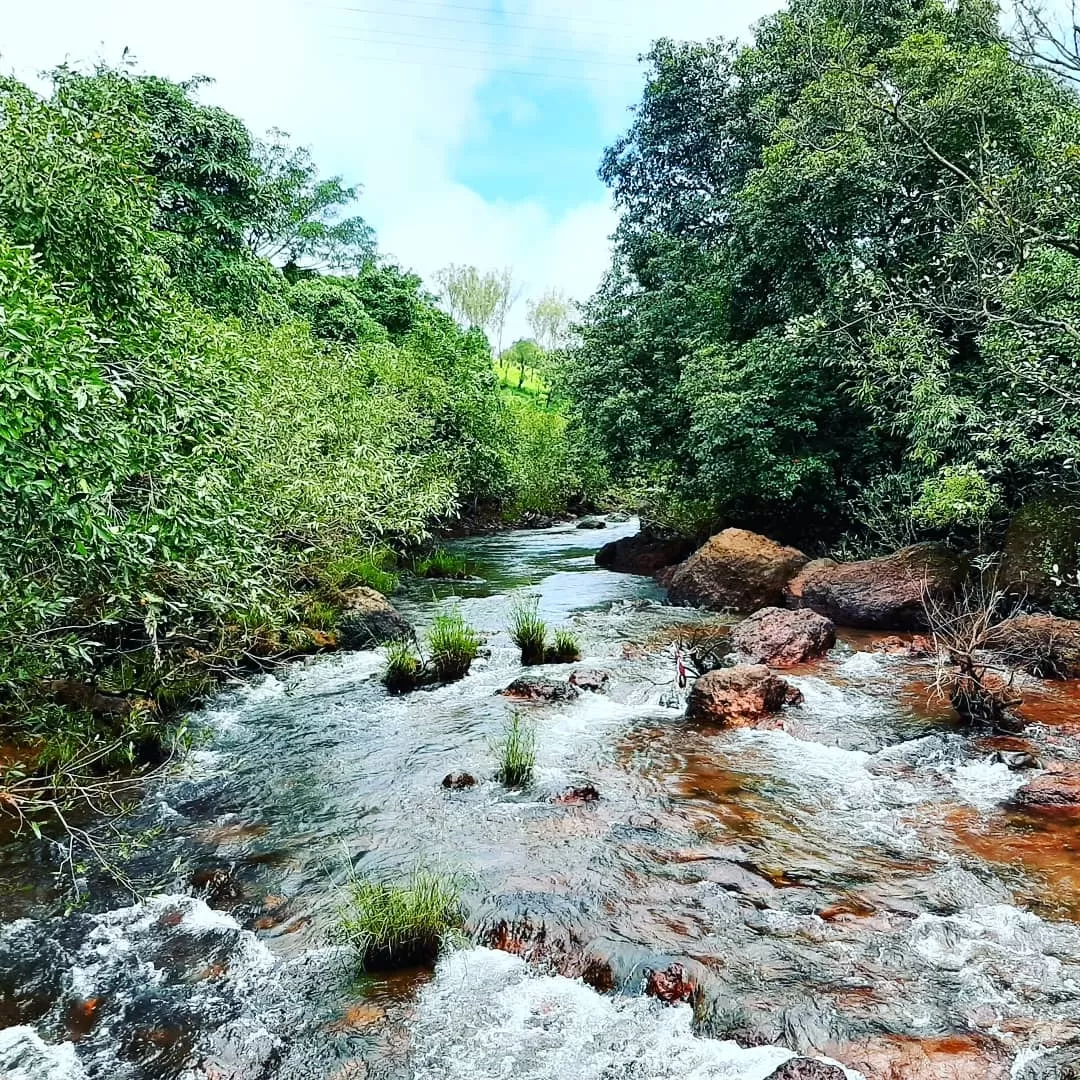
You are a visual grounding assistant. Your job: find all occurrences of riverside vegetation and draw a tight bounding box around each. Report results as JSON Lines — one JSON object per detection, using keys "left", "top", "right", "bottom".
{"left": 0, "top": 65, "right": 599, "bottom": 832}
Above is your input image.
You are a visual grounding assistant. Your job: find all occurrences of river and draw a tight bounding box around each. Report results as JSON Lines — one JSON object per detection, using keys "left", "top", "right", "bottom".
{"left": 2, "top": 519, "right": 1080, "bottom": 1079}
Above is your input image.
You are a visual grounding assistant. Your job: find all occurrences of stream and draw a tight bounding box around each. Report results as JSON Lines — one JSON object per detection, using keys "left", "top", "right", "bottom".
{"left": 3, "top": 519, "right": 1080, "bottom": 1079}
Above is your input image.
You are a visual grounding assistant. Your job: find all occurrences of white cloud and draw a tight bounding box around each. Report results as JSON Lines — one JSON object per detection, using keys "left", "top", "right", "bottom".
{"left": 1, "top": 0, "right": 777, "bottom": 341}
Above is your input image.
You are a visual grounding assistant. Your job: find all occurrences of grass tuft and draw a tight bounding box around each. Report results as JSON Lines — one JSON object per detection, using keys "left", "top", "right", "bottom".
{"left": 338, "top": 868, "right": 462, "bottom": 971}
{"left": 548, "top": 628, "right": 581, "bottom": 664}
{"left": 414, "top": 548, "right": 469, "bottom": 579}
{"left": 427, "top": 609, "right": 482, "bottom": 682}
{"left": 509, "top": 595, "right": 547, "bottom": 665}
{"left": 494, "top": 712, "right": 537, "bottom": 787}
{"left": 383, "top": 640, "right": 422, "bottom": 694}
{"left": 322, "top": 546, "right": 400, "bottom": 595}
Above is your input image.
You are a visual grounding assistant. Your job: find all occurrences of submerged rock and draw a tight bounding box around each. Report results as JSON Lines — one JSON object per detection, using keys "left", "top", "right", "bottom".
{"left": 500, "top": 675, "right": 580, "bottom": 703}
{"left": 595, "top": 532, "right": 694, "bottom": 577}
{"left": 336, "top": 587, "right": 413, "bottom": 650}
{"left": 784, "top": 544, "right": 963, "bottom": 630}
{"left": 1013, "top": 1043, "right": 1080, "bottom": 1080}
{"left": 1013, "top": 766, "right": 1080, "bottom": 811}
{"left": 643, "top": 962, "right": 695, "bottom": 1005}
{"left": 989, "top": 613, "right": 1080, "bottom": 679}
{"left": 552, "top": 785, "right": 600, "bottom": 804}
{"left": 568, "top": 668, "right": 610, "bottom": 693}
{"left": 685, "top": 664, "right": 800, "bottom": 726}
{"left": 441, "top": 771, "right": 477, "bottom": 790}
{"left": 731, "top": 607, "right": 836, "bottom": 667}
{"left": 665, "top": 529, "right": 809, "bottom": 612}
{"left": 766, "top": 1060, "right": 847, "bottom": 1080}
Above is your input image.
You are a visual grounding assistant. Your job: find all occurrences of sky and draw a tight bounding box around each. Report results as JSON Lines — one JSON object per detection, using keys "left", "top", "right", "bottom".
{"left": 2, "top": 0, "right": 779, "bottom": 340}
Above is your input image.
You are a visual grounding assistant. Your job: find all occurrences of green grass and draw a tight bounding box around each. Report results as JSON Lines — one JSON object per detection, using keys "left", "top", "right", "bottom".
{"left": 549, "top": 628, "right": 581, "bottom": 663}
{"left": 414, "top": 548, "right": 468, "bottom": 579}
{"left": 509, "top": 595, "right": 547, "bottom": 665}
{"left": 494, "top": 358, "right": 548, "bottom": 397}
{"left": 494, "top": 712, "right": 537, "bottom": 787}
{"left": 338, "top": 868, "right": 462, "bottom": 970}
{"left": 383, "top": 640, "right": 422, "bottom": 694}
{"left": 322, "top": 546, "right": 400, "bottom": 596}
{"left": 427, "top": 609, "right": 482, "bottom": 681}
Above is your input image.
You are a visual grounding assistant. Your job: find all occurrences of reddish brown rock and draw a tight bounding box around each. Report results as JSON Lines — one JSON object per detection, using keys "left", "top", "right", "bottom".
{"left": 872, "top": 634, "right": 934, "bottom": 657}
{"left": 988, "top": 613, "right": 1080, "bottom": 679}
{"left": 665, "top": 529, "right": 808, "bottom": 612}
{"left": 1013, "top": 765, "right": 1080, "bottom": 812}
{"left": 731, "top": 607, "right": 836, "bottom": 667}
{"left": 766, "top": 1061, "right": 847, "bottom": 1080}
{"left": 552, "top": 785, "right": 600, "bottom": 805}
{"left": 500, "top": 675, "right": 580, "bottom": 703}
{"left": 441, "top": 771, "right": 477, "bottom": 790}
{"left": 644, "top": 962, "right": 695, "bottom": 1005}
{"left": 784, "top": 544, "right": 963, "bottom": 630}
{"left": 568, "top": 669, "right": 610, "bottom": 693}
{"left": 595, "top": 532, "right": 695, "bottom": 577}
{"left": 685, "top": 665, "right": 798, "bottom": 726}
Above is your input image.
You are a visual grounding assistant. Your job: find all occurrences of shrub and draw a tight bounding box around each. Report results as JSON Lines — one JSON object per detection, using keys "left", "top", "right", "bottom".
{"left": 427, "top": 609, "right": 482, "bottom": 681}
{"left": 509, "top": 595, "right": 547, "bottom": 665}
{"left": 548, "top": 629, "right": 581, "bottom": 664}
{"left": 494, "top": 712, "right": 537, "bottom": 787}
{"left": 338, "top": 868, "right": 462, "bottom": 970}
{"left": 383, "top": 640, "right": 422, "bottom": 694}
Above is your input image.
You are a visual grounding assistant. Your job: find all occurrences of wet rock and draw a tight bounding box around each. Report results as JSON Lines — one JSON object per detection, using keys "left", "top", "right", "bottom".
{"left": 336, "top": 586, "right": 413, "bottom": 650}
{"left": 644, "top": 962, "right": 695, "bottom": 1005}
{"left": 441, "top": 771, "right": 477, "bottom": 790}
{"left": 731, "top": 607, "right": 836, "bottom": 668}
{"left": 1013, "top": 1043, "right": 1080, "bottom": 1079}
{"left": 568, "top": 668, "right": 609, "bottom": 693}
{"left": 500, "top": 675, "right": 580, "bottom": 703}
{"left": 833, "top": 1033, "right": 1010, "bottom": 1080}
{"left": 595, "top": 532, "right": 694, "bottom": 577}
{"left": 552, "top": 785, "right": 600, "bottom": 804}
{"left": 784, "top": 543, "right": 963, "bottom": 630}
{"left": 607, "top": 512, "right": 631, "bottom": 523}
{"left": 872, "top": 634, "right": 934, "bottom": 657}
{"left": 665, "top": 529, "right": 809, "bottom": 612}
{"left": 988, "top": 613, "right": 1080, "bottom": 679}
{"left": 991, "top": 750, "right": 1042, "bottom": 771}
{"left": 190, "top": 865, "right": 244, "bottom": 908}
{"left": 766, "top": 1060, "right": 847, "bottom": 1080}
{"left": 1013, "top": 766, "right": 1080, "bottom": 811}
{"left": 41, "top": 678, "right": 148, "bottom": 717}
{"left": 693, "top": 860, "right": 777, "bottom": 903}
{"left": 577, "top": 516, "right": 607, "bottom": 529}
{"left": 686, "top": 664, "right": 797, "bottom": 726}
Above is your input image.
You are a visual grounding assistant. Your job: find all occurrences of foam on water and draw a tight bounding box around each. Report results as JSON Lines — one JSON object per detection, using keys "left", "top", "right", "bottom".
{"left": 408, "top": 947, "right": 863, "bottom": 1080}
{"left": 0, "top": 1027, "right": 88, "bottom": 1080}
{"left": 944, "top": 758, "right": 1031, "bottom": 810}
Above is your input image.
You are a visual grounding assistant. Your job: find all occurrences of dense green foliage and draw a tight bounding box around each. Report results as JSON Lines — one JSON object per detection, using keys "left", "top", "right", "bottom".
{"left": 0, "top": 63, "right": 594, "bottom": 772}
{"left": 569, "top": 0, "right": 1080, "bottom": 547}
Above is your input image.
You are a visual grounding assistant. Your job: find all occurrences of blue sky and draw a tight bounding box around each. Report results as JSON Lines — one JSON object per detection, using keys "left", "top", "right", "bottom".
{"left": 3, "top": 0, "right": 778, "bottom": 337}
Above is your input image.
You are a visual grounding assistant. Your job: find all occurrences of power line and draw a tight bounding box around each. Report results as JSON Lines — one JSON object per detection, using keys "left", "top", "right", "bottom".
{"left": 323, "top": 25, "right": 642, "bottom": 67}
{"left": 307, "top": 1, "right": 647, "bottom": 43}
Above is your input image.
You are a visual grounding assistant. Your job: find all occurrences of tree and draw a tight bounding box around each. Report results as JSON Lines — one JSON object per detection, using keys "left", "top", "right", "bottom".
{"left": 434, "top": 264, "right": 509, "bottom": 337}
{"left": 526, "top": 288, "right": 574, "bottom": 351}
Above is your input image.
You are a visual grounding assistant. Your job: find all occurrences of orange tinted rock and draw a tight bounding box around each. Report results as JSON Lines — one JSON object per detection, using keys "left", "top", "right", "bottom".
{"left": 731, "top": 607, "right": 836, "bottom": 667}
{"left": 831, "top": 1034, "right": 1009, "bottom": 1080}
{"left": 686, "top": 665, "right": 796, "bottom": 726}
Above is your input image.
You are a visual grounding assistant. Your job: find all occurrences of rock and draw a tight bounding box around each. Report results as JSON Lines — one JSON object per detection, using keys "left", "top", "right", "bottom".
{"left": 577, "top": 516, "right": 607, "bottom": 529}
{"left": 990, "top": 750, "right": 1042, "bottom": 771}
{"left": 42, "top": 679, "right": 149, "bottom": 717}
{"left": 1013, "top": 1043, "right": 1080, "bottom": 1080}
{"left": 644, "top": 962, "right": 695, "bottom": 1005}
{"left": 606, "top": 512, "right": 631, "bottom": 523}
{"left": 568, "top": 669, "right": 609, "bottom": 693}
{"left": 595, "top": 532, "right": 695, "bottom": 577}
{"left": 1001, "top": 496, "right": 1080, "bottom": 606}
{"left": 685, "top": 665, "right": 798, "bottom": 726}
{"left": 553, "top": 785, "right": 600, "bottom": 804}
{"left": 1013, "top": 766, "right": 1080, "bottom": 811}
{"left": 441, "top": 771, "right": 476, "bottom": 790}
{"left": 190, "top": 865, "right": 243, "bottom": 908}
{"left": 665, "top": 529, "right": 809, "bottom": 612}
{"left": 766, "top": 1061, "right": 847, "bottom": 1080}
{"left": 336, "top": 587, "right": 413, "bottom": 650}
{"left": 871, "top": 634, "right": 934, "bottom": 657}
{"left": 784, "top": 544, "right": 963, "bottom": 629}
{"left": 988, "top": 613, "right": 1080, "bottom": 679}
{"left": 500, "top": 675, "right": 580, "bottom": 703}
{"left": 730, "top": 607, "right": 836, "bottom": 667}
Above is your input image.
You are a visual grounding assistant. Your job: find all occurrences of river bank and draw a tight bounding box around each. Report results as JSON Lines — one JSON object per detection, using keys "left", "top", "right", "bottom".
{"left": 3, "top": 518, "right": 1080, "bottom": 1079}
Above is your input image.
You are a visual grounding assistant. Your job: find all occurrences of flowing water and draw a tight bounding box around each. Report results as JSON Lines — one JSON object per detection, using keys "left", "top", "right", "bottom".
{"left": 3, "top": 520, "right": 1080, "bottom": 1079}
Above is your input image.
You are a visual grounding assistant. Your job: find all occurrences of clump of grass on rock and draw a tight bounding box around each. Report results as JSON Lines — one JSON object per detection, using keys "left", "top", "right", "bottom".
{"left": 414, "top": 548, "right": 469, "bottom": 580}
{"left": 383, "top": 640, "right": 422, "bottom": 694}
{"left": 549, "top": 629, "right": 582, "bottom": 664}
{"left": 339, "top": 868, "right": 462, "bottom": 970}
{"left": 495, "top": 712, "right": 537, "bottom": 787}
{"left": 427, "top": 609, "right": 482, "bottom": 681}
{"left": 509, "top": 596, "right": 548, "bottom": 665}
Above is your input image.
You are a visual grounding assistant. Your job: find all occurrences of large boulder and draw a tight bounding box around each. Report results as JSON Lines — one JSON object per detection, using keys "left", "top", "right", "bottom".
{"left": 784, "top": 544, "right": 962, "bottom": 630}
{"left": 336, "top": 587, "right": 413, "bottom": 650}
{"left": 731, "top": 607, "right": 836, "bottom": 667}
{"left": 988, "top": 613, "right": 1080, "bottom": 679}
{"left": 595, "top": 532, "right": 695, "bottom": 577}
{"left": 686, "top": 664, "right": 801, "bottom": 726}
{"left": 664, "top": 529, "right": 809, "bottom": 612}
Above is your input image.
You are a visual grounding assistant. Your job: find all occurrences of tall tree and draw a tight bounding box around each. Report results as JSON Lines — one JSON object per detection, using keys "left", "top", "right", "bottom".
{"left": 526, "top": 289, "right": 574, "bottom": 351}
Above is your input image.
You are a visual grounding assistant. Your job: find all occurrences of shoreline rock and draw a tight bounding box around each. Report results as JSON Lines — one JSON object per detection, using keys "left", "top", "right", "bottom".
{"left": 595, "top": 532, "right": 695, "bottom": 577}
{"left": 337, "top": 587, "right": 413, "bottom": 650}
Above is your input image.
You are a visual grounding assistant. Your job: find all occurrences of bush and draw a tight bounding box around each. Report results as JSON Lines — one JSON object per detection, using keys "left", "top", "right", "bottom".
{"left": 509, "top": 596, "right": 547, "bottom": 665}
{"left": 338, "top": 868, "right": 462, "bottom": 970}
{"left": 427, "top": 609, "right": 482, "bottom": 681}
{"left": 494, "top": 712, "right": 537, "bottom": 787}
